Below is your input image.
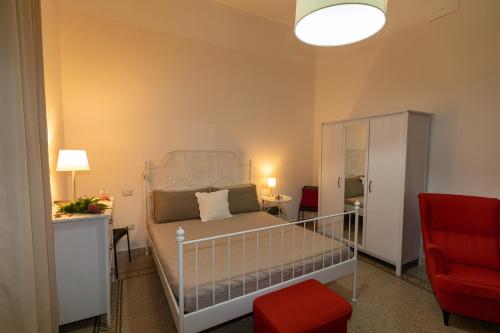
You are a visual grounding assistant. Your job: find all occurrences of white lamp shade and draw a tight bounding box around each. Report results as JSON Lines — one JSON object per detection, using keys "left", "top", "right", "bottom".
{"left": 295, "top": 0, "right": 387, "bottom": 47}
{"left": 267, "top": 177, "right": 277, "bottom": 188}
{"left": 56, "top": 150, "right": 90, "bottom": 171}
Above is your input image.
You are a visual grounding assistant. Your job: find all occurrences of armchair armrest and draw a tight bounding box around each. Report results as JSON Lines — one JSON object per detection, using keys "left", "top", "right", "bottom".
{"left": 425, "top": 243, "right": 449, "bottom": 275}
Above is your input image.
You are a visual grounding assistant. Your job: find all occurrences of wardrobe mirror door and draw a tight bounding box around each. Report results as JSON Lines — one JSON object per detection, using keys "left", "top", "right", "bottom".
{"left": 343, "top": 122, "right": 368, "bottom": 247}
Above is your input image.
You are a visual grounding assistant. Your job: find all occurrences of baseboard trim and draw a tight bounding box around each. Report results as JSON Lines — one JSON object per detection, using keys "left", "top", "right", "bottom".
{"left": 116, "top": 247, "right": 147, "bottom": 261}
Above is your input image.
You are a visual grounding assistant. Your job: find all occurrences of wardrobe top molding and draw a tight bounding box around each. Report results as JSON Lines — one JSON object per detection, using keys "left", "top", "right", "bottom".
{"left": 321, "top": 110, "right": 432, "bottom": 126}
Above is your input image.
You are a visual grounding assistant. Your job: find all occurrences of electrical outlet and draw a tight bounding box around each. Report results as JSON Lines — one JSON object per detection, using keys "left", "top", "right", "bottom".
{"left": 122, "top": 189, "right": 133, "bottom": 197}
{"left": 127, "top": 224, "right": 135, "bottom": 230}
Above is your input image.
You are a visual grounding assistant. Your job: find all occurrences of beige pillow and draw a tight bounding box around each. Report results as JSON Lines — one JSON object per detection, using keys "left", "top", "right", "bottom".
{"left": 153, "top": 188, "right": 209, "bottom": 223}
{"left": 195, "top": 190, "right": 233, "bottom": 222}
{"left": 213, "top": 184, "right": 261, "bottom": 214}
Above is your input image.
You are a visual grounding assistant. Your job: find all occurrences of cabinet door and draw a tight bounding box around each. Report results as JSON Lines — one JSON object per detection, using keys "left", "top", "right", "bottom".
{"left": 54, "top": 219, "right": 108, "bottom": 325}
{"left": 319, "top": 123, "right": 344, "bottom": 219}
{"left": 365, "top": 115, "right": 406, "bottom": 263}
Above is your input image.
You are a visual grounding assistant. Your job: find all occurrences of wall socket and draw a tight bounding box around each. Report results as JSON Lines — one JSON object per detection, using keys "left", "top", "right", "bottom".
{"left": 122, "top": 189, "right": 133, "bottom": 197}
{"left": 127, "top": 224, "right": 135, "bottom": 230}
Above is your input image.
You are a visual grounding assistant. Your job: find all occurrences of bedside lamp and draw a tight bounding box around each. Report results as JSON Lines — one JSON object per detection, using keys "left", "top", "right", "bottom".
{"left": 56, "top": 150, "right": 90, "bottom": 201}
{"left": 267, "top": 177, "right": 277, "bottom": 195}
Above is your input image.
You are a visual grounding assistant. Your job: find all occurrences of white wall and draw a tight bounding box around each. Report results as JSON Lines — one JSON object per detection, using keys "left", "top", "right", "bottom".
{"left": 314, "top": 0, "right": 500, "bottom": 198}
{"left": 41, "top": 0, "right": 67, "bottom": 201}
{"left": 57, "top": 0, "right": 316, "bottom": 249}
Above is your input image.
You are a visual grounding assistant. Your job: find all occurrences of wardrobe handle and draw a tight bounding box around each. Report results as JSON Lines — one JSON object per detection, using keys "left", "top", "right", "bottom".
{"left": 368, "top": 180, "right": 373, "bottom": 193}
{"left": 337, "top": 177, "right": 341, "bottom": 188}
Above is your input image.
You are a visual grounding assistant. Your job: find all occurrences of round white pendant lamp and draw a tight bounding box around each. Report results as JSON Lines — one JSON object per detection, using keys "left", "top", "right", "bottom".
{"left": 295, "top": 0, "right": 387, "bottom": 47}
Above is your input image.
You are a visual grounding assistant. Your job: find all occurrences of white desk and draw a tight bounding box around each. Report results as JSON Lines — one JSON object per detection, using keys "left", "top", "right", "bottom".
{"left": 261, "top": 194, "right": 292, "bottom": 219}
{"left": 52, "top": 201, "right": 113, "bottom": 326}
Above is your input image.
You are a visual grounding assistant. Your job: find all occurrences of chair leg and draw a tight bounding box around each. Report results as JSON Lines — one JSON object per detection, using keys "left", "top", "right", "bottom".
{"left": 442, "top": 310, "right": 450, "bottom": 326}
{"left": 126, "top": 229, "right": 132, "bottom": 262}
{"left": 114, "top": 241, "right": 118, "bottom": 279}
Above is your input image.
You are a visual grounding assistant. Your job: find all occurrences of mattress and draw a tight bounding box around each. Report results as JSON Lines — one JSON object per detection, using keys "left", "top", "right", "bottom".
{"left": 148, "top": 211, "right": 351, "bottom": 313}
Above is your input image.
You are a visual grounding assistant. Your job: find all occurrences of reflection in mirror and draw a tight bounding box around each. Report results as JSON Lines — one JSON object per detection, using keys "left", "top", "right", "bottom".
{"left": 343, "top": 123, "right": 368, "bottom": 246}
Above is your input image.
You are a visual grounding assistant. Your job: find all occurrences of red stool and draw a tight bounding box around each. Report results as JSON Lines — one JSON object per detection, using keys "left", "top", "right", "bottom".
{"left": 253, "top": 279, "right": 353, "bottom": 333}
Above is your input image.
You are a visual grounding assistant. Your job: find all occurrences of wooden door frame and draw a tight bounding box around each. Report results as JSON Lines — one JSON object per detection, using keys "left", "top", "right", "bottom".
{"left": 2, "top": 0, "right": 58, "bottom": 331}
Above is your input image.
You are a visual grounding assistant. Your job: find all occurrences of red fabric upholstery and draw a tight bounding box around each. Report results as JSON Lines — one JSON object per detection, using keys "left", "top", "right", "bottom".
{"left": 253, "top": 279, "right": 352, "bottom": 333}
{"left": 419, "top": 193, "right": 500, "bottom": 325}
{"left": 299, "top": 186, "right": 318, "bottom": 210}
{"left": 498, "top": 201, "right": 500, "bottom": 254}
{"left": 434, "top": 288, "right": 500, "bottom": 325}
{"left": 435, "top": 264, "right": 500, "bottom": 301}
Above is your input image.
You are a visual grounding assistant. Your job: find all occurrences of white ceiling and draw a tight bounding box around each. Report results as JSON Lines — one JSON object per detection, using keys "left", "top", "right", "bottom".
{"left": 212, "top": 0, "right": 296, "bottom": 26}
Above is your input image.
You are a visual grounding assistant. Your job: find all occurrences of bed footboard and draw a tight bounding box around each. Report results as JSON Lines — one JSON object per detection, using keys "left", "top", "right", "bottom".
{"left": 171, "top": 202, "right": 360, "bottom": 333}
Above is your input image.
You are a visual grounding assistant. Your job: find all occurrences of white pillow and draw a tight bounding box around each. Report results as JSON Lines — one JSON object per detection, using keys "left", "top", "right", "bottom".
{"left": 195, "top": 190, "right": 233, "bottom": 222}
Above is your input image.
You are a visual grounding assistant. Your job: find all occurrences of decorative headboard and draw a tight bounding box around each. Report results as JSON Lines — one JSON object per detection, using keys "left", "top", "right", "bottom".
{"left": 145, "top": 150, "right": 251, "bottom": 191}
{"left": 144, "top": 151, "right": 251, "bottom": 221}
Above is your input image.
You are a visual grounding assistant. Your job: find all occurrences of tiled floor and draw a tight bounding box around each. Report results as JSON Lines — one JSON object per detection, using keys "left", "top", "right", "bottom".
{"left": 405, "top": 262, "right": 430, "bottom": 282}
{"left": 60, "top": 250, "right": 500, "bottom": 333}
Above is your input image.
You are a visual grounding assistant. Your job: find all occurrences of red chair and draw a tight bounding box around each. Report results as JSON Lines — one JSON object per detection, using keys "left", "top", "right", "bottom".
{"left": 298, "top": 186, "right": 318, "bottom": 220}
{"left": 418, "top": 193, "right": 500, "bottom": 326}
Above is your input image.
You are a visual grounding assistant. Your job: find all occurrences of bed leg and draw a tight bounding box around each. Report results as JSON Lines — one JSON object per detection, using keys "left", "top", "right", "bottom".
{"left": 145, "top": 237, "right": 150, "bottom": 256}
{"left": 352, "top": 202, "right": 359, "bottom": 303}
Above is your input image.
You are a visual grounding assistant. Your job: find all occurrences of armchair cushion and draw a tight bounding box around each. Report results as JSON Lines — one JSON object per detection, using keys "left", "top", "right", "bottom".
{"left": 435, "top": 263, "right": 500, "bottom": 301}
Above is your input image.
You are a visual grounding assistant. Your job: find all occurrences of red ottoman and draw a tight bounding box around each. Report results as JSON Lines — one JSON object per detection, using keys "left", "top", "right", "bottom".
{"left": 253, "top": 279, "right": 353, "bottom": 333}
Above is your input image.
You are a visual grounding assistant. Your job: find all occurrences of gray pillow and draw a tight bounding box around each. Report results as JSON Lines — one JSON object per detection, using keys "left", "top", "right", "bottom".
{"left": 344, "top": 177, "right": 364, "bottom": 198}
{"left": 213, "top": 184, "right": 261, "bottom": 214}
{"left": 153, "top": 188, "right": 209, "bottom": 223}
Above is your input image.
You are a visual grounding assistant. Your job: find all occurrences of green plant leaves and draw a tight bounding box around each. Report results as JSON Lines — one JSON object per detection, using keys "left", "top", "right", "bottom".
{"left": 57, "top": 196, "right": 109, "bottom": 214}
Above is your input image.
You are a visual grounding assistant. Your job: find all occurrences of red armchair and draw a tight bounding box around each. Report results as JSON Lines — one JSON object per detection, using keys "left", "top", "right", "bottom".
{"left": 419, "top": 193, "right": 500, "bottom": 326}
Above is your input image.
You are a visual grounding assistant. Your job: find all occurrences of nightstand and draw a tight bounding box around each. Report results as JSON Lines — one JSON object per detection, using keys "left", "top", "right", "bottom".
{"left": 262, "top": 194, "right": 292, "bottom": 219}
{"left": 52, "top": 199, "right": 113, "bottom": 326}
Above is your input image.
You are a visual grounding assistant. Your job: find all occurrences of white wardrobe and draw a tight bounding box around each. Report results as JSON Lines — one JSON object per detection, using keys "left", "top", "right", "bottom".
{"left": 319, "top": 111, "right": 431, "bottom": 275}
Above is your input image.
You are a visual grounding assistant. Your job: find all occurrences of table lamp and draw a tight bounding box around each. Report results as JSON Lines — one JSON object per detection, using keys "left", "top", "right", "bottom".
{"left": 56, "top": 150, "right": 90, "bottom": 201}
{"left": 267, "top": 177, "right": 276, "bottom": 195}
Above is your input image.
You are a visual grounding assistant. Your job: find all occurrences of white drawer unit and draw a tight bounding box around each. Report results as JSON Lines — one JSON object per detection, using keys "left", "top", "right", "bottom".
{"left": 52, "top": 200, "right": 114, "bottom": 326}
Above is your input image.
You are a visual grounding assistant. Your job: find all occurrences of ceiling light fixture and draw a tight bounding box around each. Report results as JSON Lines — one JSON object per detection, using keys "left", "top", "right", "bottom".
{"left": 295, "top": 0, "right": 387, "bottom": 47}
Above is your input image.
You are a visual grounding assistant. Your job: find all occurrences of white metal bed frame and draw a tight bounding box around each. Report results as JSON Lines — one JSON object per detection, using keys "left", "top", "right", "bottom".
{"left": 145, "top": 151, "right": 359, "bottom": 333}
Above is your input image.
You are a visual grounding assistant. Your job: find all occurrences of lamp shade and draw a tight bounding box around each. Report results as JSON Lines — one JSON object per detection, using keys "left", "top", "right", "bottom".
{"left": 295, "top": 0, "right": 387, "bottom": 47}
{"left": 267, "top": 177, "right": 277, "bottom": 188}
{"left": 56, "top": 150, "right": 90, "bottom": 171}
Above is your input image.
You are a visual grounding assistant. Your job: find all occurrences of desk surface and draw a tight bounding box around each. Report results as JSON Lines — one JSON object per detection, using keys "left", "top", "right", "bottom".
{"left": 261, "top": 194, "right": 292, "bottom": 203}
